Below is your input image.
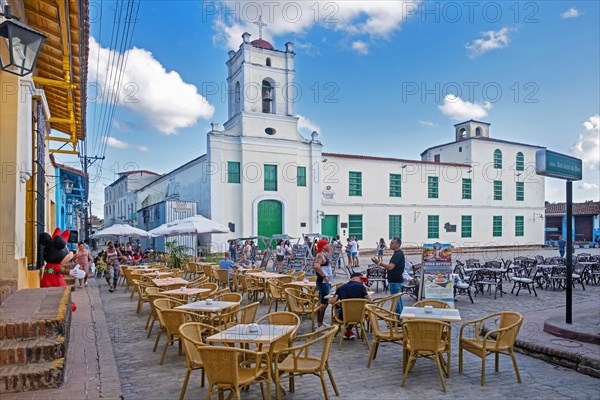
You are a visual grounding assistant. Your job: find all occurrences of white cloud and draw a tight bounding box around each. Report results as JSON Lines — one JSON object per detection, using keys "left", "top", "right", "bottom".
{"left": 137, "top": 146, "right": 150, "bottom": 152}
{"left": 212, "top": 1, "right": 419, "bottom": 53}
{"left": 89, "top": 37, "right": 214, "bottom": 135}
{"left": 418, "top": 120, "right": 437, "bottom": 127}
{"left": 579, "top": 182, "right": 599, "bottom": 190}
{"left": 560, "top": 8, "right": 580, "bottom": 19}
{"left": 104, "top": 137, "right": 130, "bottom": 149}
{"left": 351, "top": 40, "right": 369, "bottom": 55}
{"left": 465, "top": 27, "right": 511, "bottom": 58}
{"left": 570, "top": 115, "right": 600, "bottom": 170}
{"left": 297, "top": 115, "right": 321, "bottom": 133}
{"left": 438, "top": 94, "right": 492, "bottom": 121}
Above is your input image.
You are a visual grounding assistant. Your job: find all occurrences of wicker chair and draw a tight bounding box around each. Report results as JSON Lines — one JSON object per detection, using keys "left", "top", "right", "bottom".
{"left": 267, "top": 281, "right": 287, "bottom": 313}
{"left": 214, "top": 292, "right": 243, "bottom": 303}
{"left": 274, "top": 325, "right": 339, "bottom": 400}
{"left": 256, "top": 311, "right": 302, "bottom": 359}
{"left": 152, "top": 298, "right": 185, "bottom": 352}
{"left": 284, "top": 287, "right": 319, "bottom": 331}
{"left": 178, "top": 322, "right": 221, "bottom": 400}
{"left": 412, "top": 300, "right": 452, "bottom": 376}
{"left": 295, "top": 271, "right": 305, "bottom": 281}
{"left": 246, "top": 275, "right": 265, "bottom": 302}
{"left": 134, "top": 280, "right": 153, "bottom": 315}
{"left": 197, "top": 346, "right": 271, "bottom": 400}
{"left": 401, "top": 319, "right": 450, "bottom": 392}
{"left": 187, "top": 275, "right": 209, "bottom": 288}
{"left": 158, "top": 309, "right": 202, "bottom": 365}
{"left": 331, "top": 298, "right": 370, "bottom": 349}
{"left": 216, "top": 269, "right": 233, "bottom": 289}
{"left": 364, "top": 305, "right": 403, "bottom": 368}
{"left": 459, "top": 311, "right": 523, "bottom": 386}
{"left": 213, "top": 302, "right": 260, "bottom": 330}
{"left": 146, "top": 294, "right": 185, "bottom": 338}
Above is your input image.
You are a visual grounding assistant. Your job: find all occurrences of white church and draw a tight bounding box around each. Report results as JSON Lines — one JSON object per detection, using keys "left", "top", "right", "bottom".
{"left": 131, "top": 33, "right": 546, "bottom": 252}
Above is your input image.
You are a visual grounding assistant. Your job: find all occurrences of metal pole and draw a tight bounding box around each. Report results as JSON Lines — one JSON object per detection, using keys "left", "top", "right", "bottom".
{"left": 566, "top": 180, "right": 573, "bottom": 324}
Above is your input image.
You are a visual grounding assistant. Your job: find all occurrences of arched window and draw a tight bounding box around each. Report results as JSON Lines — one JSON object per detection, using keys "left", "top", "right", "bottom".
{"left": 459, "top": 128, "right": 467, "bottom": 139}
{"left": 493, "top": 149, "right": 502, "bottom": 169}
{"left": 516, "top": 152, "right": 524, "bottom": 171}
{"left": 266, "top": 57, "right": 271, "bottom": 67}
{"left": 262, "top": 80, "right": 273, "bottom": 114}
{"left": 475, "top": 127, "right": 482, "bottom": 136}
{"left": 234, "top": 82, "right": 241, "bottom": 114}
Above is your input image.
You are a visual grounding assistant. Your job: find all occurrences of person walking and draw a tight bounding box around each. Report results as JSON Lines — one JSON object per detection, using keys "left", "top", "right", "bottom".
{"left": 558, "top": 236, "right": 566, "bottom": 258}
{"left": 75, "top": 242, "right": 93, "bottom": 287}
{"left": 376, "top": 238, "right": 386, "bottom": 263}
{"left": 314, "top": 239, "right": 333, "bottom": 328}
{"left": 350, "top": 237, "right": 359, "bottom": 267}
{"left": 372, "top": 237, "right": 405, "bottom": 315}
{"left": 276, "top": 240, "right": 285, "bottom": 273}
{"left": 103, "top": 241, "right": 124, "bottom": 292}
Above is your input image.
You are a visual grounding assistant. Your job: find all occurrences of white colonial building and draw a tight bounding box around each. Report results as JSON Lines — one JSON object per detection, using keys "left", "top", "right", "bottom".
{"left": 112, "top": 33, "right": 546, "bottom": 251}
{"left": 104, "top": 170, "right": 160, "bottom": 227}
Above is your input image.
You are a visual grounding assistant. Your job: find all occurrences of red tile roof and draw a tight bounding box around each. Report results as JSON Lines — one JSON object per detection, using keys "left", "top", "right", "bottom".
{"left": 322, "top": 152, "right": 471, "bottom": 168}
{"left": 49, "top": 155, "right": 88, "bottom": 178}
{"left": 118, "top": 170, "right": 160, "bottom": 176}
{"left": 545, "top": 201, "right": 600, "bottom": 216}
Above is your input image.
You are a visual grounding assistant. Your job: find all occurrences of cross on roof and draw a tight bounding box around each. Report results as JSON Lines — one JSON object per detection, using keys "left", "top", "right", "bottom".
{"left": 253, "top": 15, "right": 267, "bottom": 39}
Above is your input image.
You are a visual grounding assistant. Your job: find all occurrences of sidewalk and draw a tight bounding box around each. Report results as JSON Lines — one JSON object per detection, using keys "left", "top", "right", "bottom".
{"left": 3, "top": 281, "right": 122, "bottom": 400}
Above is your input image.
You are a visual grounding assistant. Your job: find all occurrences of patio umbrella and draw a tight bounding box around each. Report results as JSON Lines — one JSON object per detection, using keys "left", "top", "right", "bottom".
{"left": 90, "top": 224, "right": 151, "bottom": 239}
{"left": 149, "top": 215, "right": 230, "bottom": 237}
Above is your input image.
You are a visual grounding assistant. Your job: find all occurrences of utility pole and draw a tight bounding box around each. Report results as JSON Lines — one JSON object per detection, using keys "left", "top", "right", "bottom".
{"left": 81, "top": 138, "right": 104, "bottom": 241}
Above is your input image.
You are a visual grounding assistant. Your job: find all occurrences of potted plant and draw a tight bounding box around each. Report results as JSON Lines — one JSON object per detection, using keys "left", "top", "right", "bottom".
{"left": 165, "top": 241, "right": 191, "bottom": 270}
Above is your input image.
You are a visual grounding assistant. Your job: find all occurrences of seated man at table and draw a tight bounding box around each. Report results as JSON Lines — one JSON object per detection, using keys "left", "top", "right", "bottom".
{"left": 237, "top": 253, "right": 253, "bottom": 269}
{"left": 329, "top": 272, "right": 370, "bottom": 340}
{"left": 220, "top": 251, "right": 235, "bottom": 277}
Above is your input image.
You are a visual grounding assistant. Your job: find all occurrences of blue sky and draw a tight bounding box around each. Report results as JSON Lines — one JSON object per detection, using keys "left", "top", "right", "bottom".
{"left": 59, "top": 1, "right": 599, "bottom": 217}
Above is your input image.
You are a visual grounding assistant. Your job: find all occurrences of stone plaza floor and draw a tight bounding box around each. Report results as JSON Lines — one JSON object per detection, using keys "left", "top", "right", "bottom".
{"left": 97, "top": 251, "right": 600, "bottom": 400}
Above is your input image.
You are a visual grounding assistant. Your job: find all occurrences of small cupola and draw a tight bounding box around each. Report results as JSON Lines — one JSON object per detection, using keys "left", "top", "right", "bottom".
{"left": 454, "top": 120, "right": 490, "bottom": 141}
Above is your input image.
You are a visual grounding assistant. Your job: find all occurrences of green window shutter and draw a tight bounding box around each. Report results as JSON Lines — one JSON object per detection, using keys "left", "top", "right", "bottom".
{"left": 462, "top": 178, "right": 472, "bottom": 200}
{"left": 494, "top": 149, "right": 502, "bottom": 169}
{"left": 227, "top": 161, "right": 240, "bottom": 183}
{"left": 389, "top": 215, "right": 402, "bottom": 240}
{"left": 348, "top": 214, "right": 363, "bottom": 240}
{"left": 516, "top": 182, "right": 524, "bottom": 201}
{"left": 428, "top": 215, "right": 439, "bottom": 239}
{"left": 428, "top": 176, "right": 439, "bottom": 199}
{"left": 516, "top": 152, "right": 524, "bottom": 171}
{"left": 461, "top": 215, "right": 472, "bottom": 238}
{"left": 493, "top": 216, "right": 502, "bottom": 237}
{"left": 494, "top": 180, "right": 502, "bottom": 200}
{"left": 264, "top": 164, "right": 277, "bottom": 191}
{"left": 515, "top": 216, "right": 524, "bottom": 237}
{"left": 297, "top": 166, "right": 306, "bottom": 187}
{"left": 349, "top": 172, "right": 362, "bottom": 196}
{"left": 389, "top": 174, "right": 402, "bottom": 197}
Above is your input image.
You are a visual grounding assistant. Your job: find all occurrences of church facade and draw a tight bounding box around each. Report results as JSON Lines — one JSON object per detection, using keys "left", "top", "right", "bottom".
{"left": 130, "top": 34, "right": 546, "bottom": 251}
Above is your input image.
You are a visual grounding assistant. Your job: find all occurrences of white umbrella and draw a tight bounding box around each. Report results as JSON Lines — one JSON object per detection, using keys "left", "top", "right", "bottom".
{"left": 149, "top": 215, "right": 230, "bottom": 237}
{"left": 90, "top": 224, "right": 151, "bottom": 238}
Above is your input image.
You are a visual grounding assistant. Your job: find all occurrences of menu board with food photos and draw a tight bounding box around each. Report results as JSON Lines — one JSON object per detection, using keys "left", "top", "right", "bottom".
{"left": 418, "top": 243, "right": 454, "bottom": 307}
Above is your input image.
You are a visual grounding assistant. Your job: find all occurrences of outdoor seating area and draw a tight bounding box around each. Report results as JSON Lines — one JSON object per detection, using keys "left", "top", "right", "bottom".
{"left": 89, "top": 251, "right": 600, "bottom": 400}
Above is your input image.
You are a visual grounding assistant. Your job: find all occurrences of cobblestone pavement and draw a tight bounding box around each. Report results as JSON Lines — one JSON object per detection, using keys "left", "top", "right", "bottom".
{"left": 99, "top": 248, "right": 599, "bottom": 399}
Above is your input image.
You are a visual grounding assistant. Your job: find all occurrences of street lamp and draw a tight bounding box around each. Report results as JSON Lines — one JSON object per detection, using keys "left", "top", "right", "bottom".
{"left": 0, "top": 5, "right": 46, "bottom": 77}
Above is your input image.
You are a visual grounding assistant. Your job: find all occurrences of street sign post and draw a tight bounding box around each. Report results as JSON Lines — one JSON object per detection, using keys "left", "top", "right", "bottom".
{"left": 536, "top": 149, "right": 582, "bottom": 324}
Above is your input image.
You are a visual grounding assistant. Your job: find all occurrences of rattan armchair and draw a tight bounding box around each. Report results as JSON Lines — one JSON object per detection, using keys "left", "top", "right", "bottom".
{"left": 401, "top": 319, "right": 450, "bottom": 392}
{"left": 214, "top": 292, "right": 243, "bottom": 303}
{"left": 146, "top": 294, "right": 185, "bottom": 338}
{"left": 284, "top": 287, "right": 319, "bottom": 331}
{"left": 412, "top": 300, "right": 452, "bottom": 376}
{"left": 213, "top": 301, "right": 260, "bottom": 330}
{"left": 158, "top": 309, "right": 202, "bottom": 365}
{"left": 268, "top": 280, "right": 287, "bottom": 312}
{"left": 197, "top": 346, "right": 271, "bottom": 400}
{"left": 273, "top": 325, "right": 339, "bottom": 400}
{"left": 256, "top": 311, "right": 302, "bottom": 358}
{"left": 246, "top": 275, "right": 265, "bottom": 302}
{"left": 459, "top": 311, "right": 523, "bottom": 386}
{"left": 178, "top": 322, "right": 221, "bottom": 400}
{"left": 152, "top": 298, "right": 186, "bottom": 352}
{"left": 331, "top": 298, "right": 370, "bottom": 349}
{"left": 364, "top": 305, "right": 403, "bottom": 368}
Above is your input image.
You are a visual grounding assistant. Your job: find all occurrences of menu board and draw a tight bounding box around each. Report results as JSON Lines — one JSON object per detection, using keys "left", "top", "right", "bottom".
{"left": 418, "top": 243, "right": 454, "bottom": 307}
